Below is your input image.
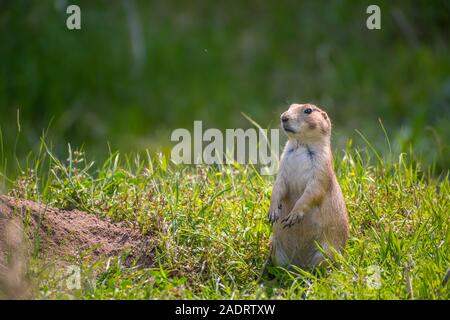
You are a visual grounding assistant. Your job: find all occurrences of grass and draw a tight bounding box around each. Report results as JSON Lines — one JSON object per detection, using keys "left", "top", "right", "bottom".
{"left": 2, "top": 0, "right": 449, "bottom": 300}
{"left": 2, "top": 1, "right": 450, "bottom": 173}
{"left": 1, "top": 134, "right": 449, "bottom": 300}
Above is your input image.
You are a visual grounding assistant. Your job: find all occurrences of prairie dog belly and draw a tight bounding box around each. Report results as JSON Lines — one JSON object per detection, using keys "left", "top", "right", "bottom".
{"left": 280, "top": 146, "right": 313, "bottom": 208}
{"left": 273, "top": 146, "right": 324, "bottom": 267}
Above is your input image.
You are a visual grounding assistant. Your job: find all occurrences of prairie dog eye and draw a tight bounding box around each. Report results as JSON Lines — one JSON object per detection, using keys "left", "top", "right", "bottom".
{"left": 304, "top": 108, "right": 312, "bottom": 114}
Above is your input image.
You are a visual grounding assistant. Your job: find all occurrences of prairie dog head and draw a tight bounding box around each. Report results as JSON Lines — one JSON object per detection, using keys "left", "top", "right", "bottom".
{"left": 280, "top": 103, "right": 331, "bottom": 144}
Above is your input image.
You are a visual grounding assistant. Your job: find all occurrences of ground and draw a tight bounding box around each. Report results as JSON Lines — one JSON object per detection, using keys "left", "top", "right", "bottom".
{"left": 0, "top": 144, "right": 449, "bottom": 299}
{"left": 0, "top": 195, "right": 154, "bottom": 267}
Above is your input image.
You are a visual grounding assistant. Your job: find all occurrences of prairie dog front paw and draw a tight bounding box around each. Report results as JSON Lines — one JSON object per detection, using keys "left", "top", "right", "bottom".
{"left": 282, "top": 210, "right": 304, "bottom": 229}
{"left": 268, "top": 203, "right": 283, "bottom": 224}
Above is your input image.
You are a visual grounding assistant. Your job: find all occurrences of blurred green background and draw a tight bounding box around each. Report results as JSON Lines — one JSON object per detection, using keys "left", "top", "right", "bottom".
{"left": 1, "top": 0, "right": 449, "bottom": 174}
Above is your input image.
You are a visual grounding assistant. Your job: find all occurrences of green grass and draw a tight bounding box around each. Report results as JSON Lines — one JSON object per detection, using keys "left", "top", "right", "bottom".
{"left": 2, "top": 1, "right": 450, "bottom": 173}
{"left": 1, "top": 1, "right": 449, "bottom": 300}
{"left": 2, "top": 136, "right": 449, "bottom": 300}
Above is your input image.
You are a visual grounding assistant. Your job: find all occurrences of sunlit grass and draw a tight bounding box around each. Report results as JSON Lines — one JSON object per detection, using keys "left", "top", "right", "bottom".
{"left": 2, "top": 136, "right": 448, "bottom": 300}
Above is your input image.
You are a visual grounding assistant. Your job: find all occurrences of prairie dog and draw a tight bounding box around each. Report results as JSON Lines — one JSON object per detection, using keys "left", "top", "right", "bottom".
{"left": 268, "top": 103, "right": 348, "bottom": 269}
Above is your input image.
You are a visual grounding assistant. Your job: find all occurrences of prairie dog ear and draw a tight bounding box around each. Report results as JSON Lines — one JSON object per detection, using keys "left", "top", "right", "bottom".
{"left": 320, "top": 110, "right": 332, "bottom": 134}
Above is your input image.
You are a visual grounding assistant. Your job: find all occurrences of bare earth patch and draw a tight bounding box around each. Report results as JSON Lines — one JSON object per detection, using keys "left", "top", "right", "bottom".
{"left": 0, "top": 195, "right": 155, "bottom": 268}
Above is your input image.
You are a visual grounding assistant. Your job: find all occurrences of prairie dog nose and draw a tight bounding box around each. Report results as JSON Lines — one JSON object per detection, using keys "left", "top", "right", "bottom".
{"left": 281, "top": 113, "right": 289, "bottom": 123}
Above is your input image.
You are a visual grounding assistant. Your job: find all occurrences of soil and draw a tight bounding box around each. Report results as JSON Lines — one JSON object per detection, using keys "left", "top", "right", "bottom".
{"left": 0, "top": 195, "right": 155, "bottom": 268}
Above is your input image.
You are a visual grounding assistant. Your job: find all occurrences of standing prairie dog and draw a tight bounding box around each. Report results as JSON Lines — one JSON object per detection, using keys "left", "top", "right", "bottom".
{"left": 269, "top": 103, "right": 348, "bottom": 269}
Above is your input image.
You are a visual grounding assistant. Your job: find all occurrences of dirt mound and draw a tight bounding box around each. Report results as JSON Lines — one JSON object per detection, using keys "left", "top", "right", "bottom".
{"left": 0, "top": 195, "right": 155, "bottom": 268}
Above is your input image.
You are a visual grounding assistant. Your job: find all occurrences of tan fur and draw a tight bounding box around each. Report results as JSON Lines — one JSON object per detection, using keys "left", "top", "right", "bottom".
{"left": 268, "top": 103, "right": 348, "bottom": 269}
